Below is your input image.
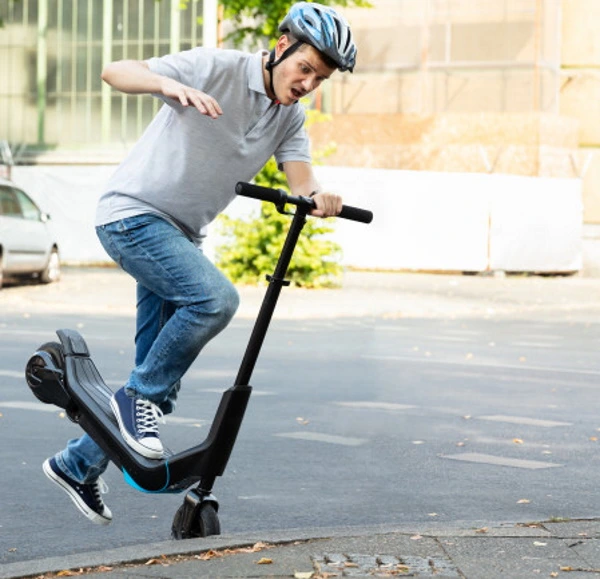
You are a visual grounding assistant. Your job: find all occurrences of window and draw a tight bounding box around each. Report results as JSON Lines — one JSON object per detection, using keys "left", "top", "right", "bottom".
{"left": 13, "top": 189, "right": 42, "bottom": 221}
{"left": 0, "top": 187, "right": 23, "bottom": 217}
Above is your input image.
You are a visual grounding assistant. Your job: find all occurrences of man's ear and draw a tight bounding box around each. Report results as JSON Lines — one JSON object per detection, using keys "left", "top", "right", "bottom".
{"left": 275, "top": 34, "right": 291, "bottom": 59}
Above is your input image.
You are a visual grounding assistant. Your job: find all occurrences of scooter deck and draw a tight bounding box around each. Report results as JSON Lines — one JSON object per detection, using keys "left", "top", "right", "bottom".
{"left": 56, "top": 328, "right": 251, "bottom": 493}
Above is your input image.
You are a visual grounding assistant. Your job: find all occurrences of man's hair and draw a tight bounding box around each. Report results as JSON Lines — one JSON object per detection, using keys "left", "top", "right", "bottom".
{"left": 284, "top": 33, "right": 339, "bottom": 70}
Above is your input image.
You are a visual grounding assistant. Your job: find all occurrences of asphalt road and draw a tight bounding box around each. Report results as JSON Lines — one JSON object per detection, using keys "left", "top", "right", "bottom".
{"left": 1, "top": 268, "right": 600, "bottom": 565}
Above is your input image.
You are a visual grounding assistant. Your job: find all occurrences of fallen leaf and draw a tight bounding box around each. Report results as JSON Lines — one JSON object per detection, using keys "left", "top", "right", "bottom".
{"left": 256, "top": 557, "right": 273, "bottom": 565}
{"left": 533, "top": 541, "right": 547, "bottom": 547}
{"left": 294, "top": 573, "right": 314, "bottom": 579}
{"left": 456, "top": 441, "right": 465, "bottom": 447}
{"left": 519, "top": 356, "right": 527, "bottom": 363}
{"left": 465, "top": 353, "right": 474, "bottom": 360}
{"left": 296, "top": 417, "right": 309, "bottom": 425}
{"left": 475, "top": 527, "right": 488, "bottom": 534}
{"left": 590, "top": 437, "right": 598, "bottom": 442}
{"left": 410, "top": 534, "right": 422, "bottom": 540}
{"left": 517, "top": 499, "right": 531, "bottom": 504}
{"left": 145, "top": 556, "right": 167, "bottom": 565}
{"left": 428, "top": 513, "right": 438, "bottom": 517}
{"left": 550, "top": 573, "right": 559, "bottom": 578}
{"left": 198, "top": 550, "right": 222, "bottom": 560}
{"left": 560, "top": 566, "right": 573, "bottom": 571}
{"left": 344, "top": 562, "right": 359, "bottom": 568}
{"left": 513, "top": 438, "right": 524, "bottom": 444}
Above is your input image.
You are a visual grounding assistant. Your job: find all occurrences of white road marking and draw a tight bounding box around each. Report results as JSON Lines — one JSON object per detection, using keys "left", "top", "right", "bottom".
{"left": 477, "top": 415, "right": 571, "bottom": 428}
{"left": 0, "top": 370, "right": 26, "bottom": 379}
{"left": 275, "top": 432, "right": 367, "bottom": 446}
{"left": 511, "top": 341, "right": 557, "bottom": 349}
{"left": 336, "top": 401, "right": 416, "bottom": 411}
{"left": 198, "top": 388, "right": 275, "bottom": 396}
{"left": 441, "top": 452, "right": 562, "bottom": 470}
{"left": 363, "top": 354, "right": 600, "bottom": 377}
{"left": 0, "top": 401, "right": 59, "bottom": 413}
{"left": 164, "top": 416, "right": 207, "bottom": 427}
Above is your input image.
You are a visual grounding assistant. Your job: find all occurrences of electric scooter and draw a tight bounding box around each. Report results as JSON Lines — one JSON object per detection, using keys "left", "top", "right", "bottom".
{"left": 25, "top": 181, "right": 373, "bottom": 539}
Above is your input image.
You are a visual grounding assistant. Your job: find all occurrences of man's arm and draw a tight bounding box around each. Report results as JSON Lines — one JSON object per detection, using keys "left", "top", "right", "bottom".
{"left": 282, "top": 161, "right": 342, "bottom": 218}
{"left": 101, "top": 59, "right": 222, "bottom": 119}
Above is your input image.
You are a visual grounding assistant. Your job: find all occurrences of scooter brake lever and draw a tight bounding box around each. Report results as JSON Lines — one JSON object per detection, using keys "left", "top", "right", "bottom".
{"left": 275, "top": 202, "right": 293, "bottom": 215}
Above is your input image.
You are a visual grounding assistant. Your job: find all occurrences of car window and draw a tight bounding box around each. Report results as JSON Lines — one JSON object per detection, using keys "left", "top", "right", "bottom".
{"left": 0, "top": 186, "right": 23, "bottom": 217}
{"left": 13, "top": 188, "right": 42, "bottom": 221}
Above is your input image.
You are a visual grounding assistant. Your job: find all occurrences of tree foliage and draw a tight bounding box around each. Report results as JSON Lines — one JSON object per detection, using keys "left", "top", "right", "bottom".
{"left": 219, "top": 0, "right": 371, "bottom": 47}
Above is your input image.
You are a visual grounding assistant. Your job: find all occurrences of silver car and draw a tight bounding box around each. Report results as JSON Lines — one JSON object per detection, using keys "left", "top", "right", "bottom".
{"left": 0, "top": 177, "right": 60, "bottom": 288}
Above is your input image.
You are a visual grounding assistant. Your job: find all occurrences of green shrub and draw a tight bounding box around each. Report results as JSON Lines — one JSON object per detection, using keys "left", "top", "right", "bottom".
{"left": 215, "top": 107, "right": 342, "bottom": 288}
{"left": 215, "top": 162, "right": 342, "bottom": 288}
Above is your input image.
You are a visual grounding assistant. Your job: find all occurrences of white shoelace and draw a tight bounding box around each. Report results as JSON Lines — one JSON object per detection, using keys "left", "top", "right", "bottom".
{"left": 134, "top": 398, "right": 165, "bottom": 435}
{"left": 91, "top": 477, "right": 109, "bottom": 504}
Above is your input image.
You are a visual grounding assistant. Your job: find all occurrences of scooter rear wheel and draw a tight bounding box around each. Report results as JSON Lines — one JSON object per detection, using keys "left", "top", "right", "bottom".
{"left": 26, "top": 342, "right": 68, "bottom": 406}
{"left": 171, "top": 502, "right": 220, "bottom": 539}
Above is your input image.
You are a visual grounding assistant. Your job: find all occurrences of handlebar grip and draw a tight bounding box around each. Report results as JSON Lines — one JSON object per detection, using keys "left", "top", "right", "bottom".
{"left": 235, "top": 181, "right": 373, "bottom": 224}
{"left": 235, "top": 182, "right": 286, "bottom": 205}
{"left": 339, "top": 205, "right": 373, "bottom": 224}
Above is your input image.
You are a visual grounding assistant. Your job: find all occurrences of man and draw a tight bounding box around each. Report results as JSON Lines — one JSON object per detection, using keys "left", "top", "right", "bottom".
{"left": 43, "top": 2, "right": 357, "bottom": 525}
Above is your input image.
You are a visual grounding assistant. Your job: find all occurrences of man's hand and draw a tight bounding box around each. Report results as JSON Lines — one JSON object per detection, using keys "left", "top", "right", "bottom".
{"left": 160, "top": 77, "right": 223, "bottom": 119}
{"left": 310, "top": 192, "right": 343, "bottom": 218}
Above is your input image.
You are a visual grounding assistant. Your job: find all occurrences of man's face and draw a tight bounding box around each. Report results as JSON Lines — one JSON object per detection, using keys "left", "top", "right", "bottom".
{"left": 272, "top": 38, "right": 337, "bottom": 106}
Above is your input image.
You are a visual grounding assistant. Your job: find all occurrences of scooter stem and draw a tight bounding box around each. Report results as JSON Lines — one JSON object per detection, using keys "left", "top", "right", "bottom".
{"left": 234, "top": 207, "right": 308, "bottom": 387}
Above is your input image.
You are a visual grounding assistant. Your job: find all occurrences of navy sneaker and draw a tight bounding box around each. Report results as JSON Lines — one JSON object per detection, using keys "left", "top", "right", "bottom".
{"left": 110, "top": 387, "right": 164, "bottom": 459}
{"left": 43, "top": 458, "right": 112, "bottom": 525}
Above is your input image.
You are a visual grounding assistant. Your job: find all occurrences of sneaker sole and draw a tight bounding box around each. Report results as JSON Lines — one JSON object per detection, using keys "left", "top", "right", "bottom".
{"left": 109, "top": 396, "right": 164, "bottom": 460}
{"left": 43, "top": 460, "right": 111, "bottom": 526}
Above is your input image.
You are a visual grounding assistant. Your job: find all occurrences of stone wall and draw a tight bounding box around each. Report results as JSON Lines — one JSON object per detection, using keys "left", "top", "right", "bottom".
{"left": 308, "top": 112, "right": 580, "bottom": 177}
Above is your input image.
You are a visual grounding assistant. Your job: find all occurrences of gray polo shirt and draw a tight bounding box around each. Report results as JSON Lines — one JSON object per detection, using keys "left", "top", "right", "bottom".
{"left": 96, "top": 48, "right": 311, "bottom": 244}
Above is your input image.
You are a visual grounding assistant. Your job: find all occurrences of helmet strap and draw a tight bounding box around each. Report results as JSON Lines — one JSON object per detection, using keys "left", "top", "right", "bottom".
{"left": 265, "top": 41, "right": 304, "bottom": 101}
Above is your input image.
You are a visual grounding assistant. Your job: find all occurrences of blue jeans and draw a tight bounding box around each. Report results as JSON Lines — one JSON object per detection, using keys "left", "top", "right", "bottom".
{"left": 56, "top": 214, "right": 239, "bottom": 483}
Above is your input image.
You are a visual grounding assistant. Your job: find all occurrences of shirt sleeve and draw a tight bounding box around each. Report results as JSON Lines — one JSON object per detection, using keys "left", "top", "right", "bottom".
{"left": 146, "top": 48, "right": 218, "bottom": 101}
{"left": 274, "top": 106, "right": 312, "bottom": 169}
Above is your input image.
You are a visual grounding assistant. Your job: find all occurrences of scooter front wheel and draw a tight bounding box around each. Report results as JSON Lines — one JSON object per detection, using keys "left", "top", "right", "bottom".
{"left": 171, "top": 501, "right": 220, "bottom": 539}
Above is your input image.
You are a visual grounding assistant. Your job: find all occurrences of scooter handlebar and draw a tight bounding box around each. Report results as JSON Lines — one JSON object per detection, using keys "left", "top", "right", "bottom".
{"left": 235, "top": 181, "right": 373, "bottom": 224}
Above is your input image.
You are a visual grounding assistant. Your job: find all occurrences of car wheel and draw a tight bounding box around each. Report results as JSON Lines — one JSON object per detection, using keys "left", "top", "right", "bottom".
{"left": 40, "top": 248, "right": 60, "bottom": 284}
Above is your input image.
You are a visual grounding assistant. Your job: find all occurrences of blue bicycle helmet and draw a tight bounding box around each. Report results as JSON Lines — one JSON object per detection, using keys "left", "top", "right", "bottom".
{"left": 265, "top": 2, "right": 357, "bottom": 100}
{"left": 278, "top": 2, "right": 357, "bottom": 73}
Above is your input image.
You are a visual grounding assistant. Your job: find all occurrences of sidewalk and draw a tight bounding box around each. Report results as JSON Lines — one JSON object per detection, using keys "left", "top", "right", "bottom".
{"left": 3, "top": 519, "right": 600, "bottom": 578}
{"left": 2, "top": 266, "right": 600, "bottom": 321}
{"left": 3, "top": 268, "right": 600, "bottom": 578}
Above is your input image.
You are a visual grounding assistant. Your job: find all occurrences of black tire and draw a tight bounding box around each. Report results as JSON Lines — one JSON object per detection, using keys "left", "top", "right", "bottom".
{"left": 40, "top": 248, "right": 60, "bottom": 284}
{"left": 26, "top": 342, "right": 67, "bottom": 405}
{"left": 172, "top": 502, "right": 221, "bottom": 539}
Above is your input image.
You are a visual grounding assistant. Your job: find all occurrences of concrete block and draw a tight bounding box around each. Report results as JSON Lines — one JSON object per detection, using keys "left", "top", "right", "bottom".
{"left": 560, "top": 69, "right": 600, "bottom": 145}
{"left": 561, "top": 0, "right": 600, "bottom": 66}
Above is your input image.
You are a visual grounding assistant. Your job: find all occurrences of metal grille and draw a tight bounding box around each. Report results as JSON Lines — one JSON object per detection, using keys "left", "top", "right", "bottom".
{"left": 0, "top": 0, "right": 205, "bottom": 151}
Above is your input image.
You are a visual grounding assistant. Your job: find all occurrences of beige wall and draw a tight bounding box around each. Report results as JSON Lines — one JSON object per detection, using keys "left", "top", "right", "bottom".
{"left": 311, "top": 0, "right": 600, "bottom": 224}
{"left": 560, "top": 0, "right": 600, "bottom": 223}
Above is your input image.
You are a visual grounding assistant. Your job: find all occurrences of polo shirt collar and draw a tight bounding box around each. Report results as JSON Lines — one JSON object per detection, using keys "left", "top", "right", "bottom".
{"left": 248, "top": 50, "right": 269, "bottom": 97}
